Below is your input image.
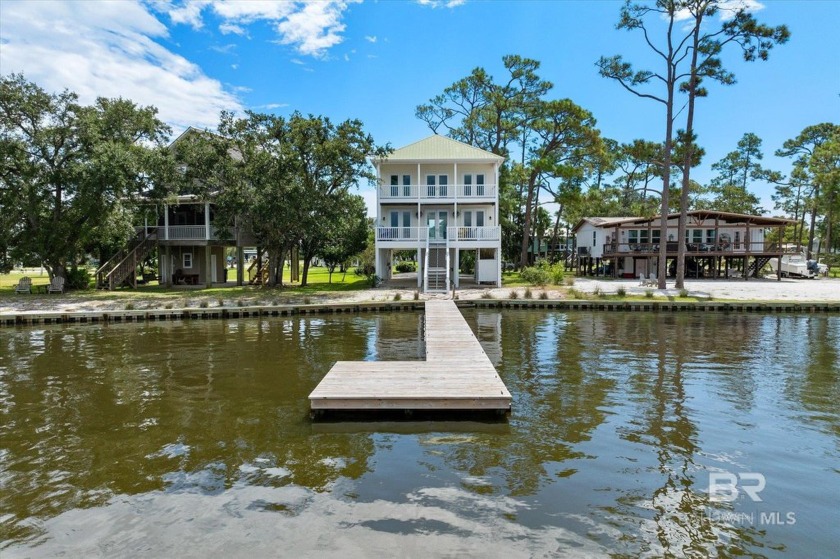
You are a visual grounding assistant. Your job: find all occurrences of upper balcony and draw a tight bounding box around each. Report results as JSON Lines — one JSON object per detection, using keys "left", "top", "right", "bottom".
{"left": 601, "top": 241, "right": 791, "bottom": 257}
{"left": 379, "top": 183, "right": 497, "bottom": 202}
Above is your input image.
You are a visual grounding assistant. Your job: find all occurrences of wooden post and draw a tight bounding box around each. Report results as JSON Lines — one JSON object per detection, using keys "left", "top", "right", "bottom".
{"left": 237, "top": 246, "right": 244, "bottom": 286}
{"left": 205, "top": 245, "right": 212, "bottom": 288}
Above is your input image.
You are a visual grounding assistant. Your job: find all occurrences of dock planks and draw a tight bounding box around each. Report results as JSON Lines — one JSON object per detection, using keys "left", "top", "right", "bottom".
{"left": 309, "top": 300, "right": 511, "bottom": 413}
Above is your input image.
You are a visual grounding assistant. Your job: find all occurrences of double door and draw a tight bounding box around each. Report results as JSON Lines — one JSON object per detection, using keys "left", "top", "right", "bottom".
{"left": 426, "top": 210, "right": 448, "bottom": 240}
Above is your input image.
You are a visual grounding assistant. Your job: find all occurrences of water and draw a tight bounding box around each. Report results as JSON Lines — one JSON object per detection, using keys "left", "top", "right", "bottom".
{"left": 1, "top": 311, "right": 838, "bottom": 557}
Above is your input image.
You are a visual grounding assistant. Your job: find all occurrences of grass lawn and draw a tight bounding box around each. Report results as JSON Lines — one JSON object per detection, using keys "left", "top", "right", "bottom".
{"left": 0, "top": 264, "right": 369, "bottom": 301}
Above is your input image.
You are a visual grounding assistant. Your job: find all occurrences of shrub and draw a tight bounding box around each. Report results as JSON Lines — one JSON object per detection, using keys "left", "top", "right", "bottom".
{"left": 65, "top": 267, "right": 91, "bottom": 290}
{"left": 616, "top": 287, "right": 626, "bottom": 298}
{"left": 125, "top": 303, "right": 135, "bottom": 310}
{"left": 237, "top": 299, "right": 246, "bottom": 307}
{"left": 520, "top": 265, "right": 550, "bottom": 286}
{"left": 563, "top": 276, "right": 575, "bottom": 287}
{"left": 413, "top": 290, "right": 419, "bottom": 300}
{"left": 393, "top": 293, "right": 402, "bottom": 301}
{"left": 679, "top": 288, "right": 689, "bottom": 298}
{"left": 164, "top": 303, "right": 173, "bottom": 309}
{"left": 539, "top": 291, "right": 549, "bottom": 300}
{"left": 395, "top": 262, "right": 416, "bottom": 273}
{"left": 218, "top": 298, "right": 225, "bottom": 307}
{"left": 523, "top": 287, "right": 533, "bottom": 299}
{"left": 509, "top": 289, "right": 519, "bottom": 299}
{"left": 593, "top": 286, "right": 602, "bottom": 297}
{"left": 567, "top": 288, "right": 581, "bottom": 299}
{"left": 199, "top": 301, "right": 208, "bottom": 308}
{"left": 645, "top": 289, "right": 654, "bottom": 299}
{"left": 480, "top": 291, "right": 494, "bottom": 299}
{"left": 304, "top": 297, "right": 312, "bottom": 304}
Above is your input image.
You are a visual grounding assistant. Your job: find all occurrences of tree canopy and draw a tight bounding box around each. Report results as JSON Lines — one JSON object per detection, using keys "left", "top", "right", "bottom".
{"left": 0, "top": 74, "right": 175, "bottom": 279}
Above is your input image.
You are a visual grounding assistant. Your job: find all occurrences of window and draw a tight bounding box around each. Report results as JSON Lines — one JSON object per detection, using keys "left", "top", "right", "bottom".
{"left": 476, "top": 174, "right": 485, "bottom": 196}
{"left": 464, "top": 174, "right": 472, "bottom": 196}
{"left": 402, "top": 175, "right": 411, "bottom": 197}
{"left": 426, "top": 175, "right": 436, "bottom": 197}
{"left": 402, "top": 211, "right": 411, "bottom": 238}
{"left": 476, "top": 210, "right": 485, "bottom": 227}
{"left": 628, "top": 230, "right": 639, "bottom": 245}
{"left": 183, "top": 253, "right": 193, "bottom": 269}
{"left": 639, "top": 230, "right": 650, "bottom": 245}
{"left": 693, "top": 229, "right": 703, "bottom": 244}
{"left": 438, "top": 175, "right": 448, "bottom": 197}
{"left": 390, "top": 211, "right": 399, "bottom": 228}
{"left": 706, "top": 229, "right": 716, "bottom": 244}
{"left": 463, "top": 211, "right": 472, "bottom": 228}
{"left": 652, "top": 229, "right": 661, "bottom": 244}
{"left": 593, "top": 231, "right": 597, "bottom": 247}
{"left": 390, "top": 175, "right": 398, "bottom": 197}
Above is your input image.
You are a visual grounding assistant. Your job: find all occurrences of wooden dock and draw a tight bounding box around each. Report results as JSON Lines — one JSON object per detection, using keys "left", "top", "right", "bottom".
{"left": 309, "top": 300, "right": 512, "bottom": 414}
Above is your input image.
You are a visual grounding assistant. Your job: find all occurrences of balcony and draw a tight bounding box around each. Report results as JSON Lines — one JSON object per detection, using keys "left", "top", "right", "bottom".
{"left": 601, "top": 241, "right": 787, "bottom": 256}
{"left": 375, "top": 226, "right": 500, "bottom": 244}
{"left": 137, "top": 225, "right": 235, "bottom": 242}
{"left": 379, "top": 183, "right": 497, "bottom": 201}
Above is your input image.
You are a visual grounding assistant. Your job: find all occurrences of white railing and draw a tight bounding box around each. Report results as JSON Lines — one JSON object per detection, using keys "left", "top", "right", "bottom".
{"left": 379, "top": 183, "right": 497, "bottom": 200}
{"left": 380, "top": 184, "right": 418, "bottom": 199}
{"left": 456, "top": 183, "right": 496, "bottom": 198}
{"left": 166, "top": 225, "right": 207, "bottom": 240}
{"left": 376, "top": 227, "right": 428, "bottom": 242}
{"left": 448, "top": 226, "right": 500, "bottom": 242}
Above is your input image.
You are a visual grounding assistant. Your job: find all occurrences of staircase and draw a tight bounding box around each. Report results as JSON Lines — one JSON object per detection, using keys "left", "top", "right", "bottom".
{"left": 423, "top": 236, "right": 450, "bottom": 293}
{"left": 96, "top": 230, "right": 157, "bottom": 290}
{"left": 247, "top": 249, "right": 269, "bottom": 285}
{"left": 747, "top": 256, "right": 773, "bottom": 278}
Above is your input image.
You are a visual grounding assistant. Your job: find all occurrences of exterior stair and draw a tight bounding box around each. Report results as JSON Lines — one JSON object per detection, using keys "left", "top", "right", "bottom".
{"left": 96, "top": 230, "right": 157, "bottom": 290}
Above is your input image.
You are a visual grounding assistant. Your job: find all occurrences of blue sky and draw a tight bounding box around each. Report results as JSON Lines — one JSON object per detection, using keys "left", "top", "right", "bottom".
{"left": 1, "top": 0, "right": 837, "bottom": 216}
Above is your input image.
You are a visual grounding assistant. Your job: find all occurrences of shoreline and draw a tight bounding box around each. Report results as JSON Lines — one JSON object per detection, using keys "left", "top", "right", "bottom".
{"left": 2, "top": 277, "right": 838, "bottom": 326}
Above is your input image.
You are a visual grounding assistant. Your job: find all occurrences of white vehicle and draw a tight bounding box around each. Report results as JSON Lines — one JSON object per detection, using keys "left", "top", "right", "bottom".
{"left": 768, "top": 251, "right": 816, "bottom": 278}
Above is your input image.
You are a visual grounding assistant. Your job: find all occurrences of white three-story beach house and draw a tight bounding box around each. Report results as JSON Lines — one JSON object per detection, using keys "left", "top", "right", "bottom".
{"left": 372, "top": 135, "right": 505, "bottom": 292}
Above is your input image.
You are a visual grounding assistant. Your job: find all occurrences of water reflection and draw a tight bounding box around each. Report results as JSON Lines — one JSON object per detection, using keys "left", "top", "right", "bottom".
{"left": 1, "top": 312, "right": 838, "bottom": 557}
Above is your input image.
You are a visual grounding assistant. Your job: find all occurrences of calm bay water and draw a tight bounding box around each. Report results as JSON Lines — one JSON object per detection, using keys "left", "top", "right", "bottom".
{"left": 1, "top": 311, "right": 838, "bottom": 557}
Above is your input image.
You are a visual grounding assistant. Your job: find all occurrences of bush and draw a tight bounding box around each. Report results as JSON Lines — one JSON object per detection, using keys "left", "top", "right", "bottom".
{"left": 65, "top": 267, "right": 91, "bottom": 290}
{"left": 413, "top": 290, "right": 419, "bottom": 300}
{"left": 645, "top": 289, "right": 654, "bottom": 298}
{"left": 395, "top": 262, "right": 416, "bottom": 273}
{"left": 125, "top": 303, "right": 135, "bottom": 310}
{"left": 679, "top": 288, "right": 689, "bottom": 298}
{"left": 564, "top": 276, "right": 575, "bottom": 286}
{"left": 509, "top": 289, "right": 519, "bottom": 299}
{"left": 480, "top": 291, "right": 494, "bottom": 299}
{"left": 523, "top": 287, "right": 533, "bottom": 299}
{"left": 520, "top": 260, "right": 564, "bottom": 286}
{"left": 616, "top": 287, "right": 626, "bottom": 298}
{"left": 393, "top": 292, "right": 402, "bottom": 301}
{"left": 199, "top": 301, "right": 208, "bottom": 308}
{"left": 218, "top": 298, "right": 225, "bottom": 307}
{"left": 539, "top": 291, "right": 549, "bottom": 300}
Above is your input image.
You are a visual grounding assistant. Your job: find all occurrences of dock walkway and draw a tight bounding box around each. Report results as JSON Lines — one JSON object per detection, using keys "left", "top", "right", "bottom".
{"left": 309, "top": 300, "right": 511, "bottom": 414}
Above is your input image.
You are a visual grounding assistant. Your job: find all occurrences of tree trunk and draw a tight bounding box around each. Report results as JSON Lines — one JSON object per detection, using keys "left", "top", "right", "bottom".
{"left": 675, "top": 10, "right": 703, "bottom": 290}
{"left": 806, "top": 184, "right": 820, "bottom": 259}
{"left": 519, "top": 174, "right": 538, "bottom": 269}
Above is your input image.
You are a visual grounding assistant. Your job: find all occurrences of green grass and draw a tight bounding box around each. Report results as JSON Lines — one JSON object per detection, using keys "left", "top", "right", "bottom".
{"left": 0, "top": 264, "right": 368, "bottom": 302}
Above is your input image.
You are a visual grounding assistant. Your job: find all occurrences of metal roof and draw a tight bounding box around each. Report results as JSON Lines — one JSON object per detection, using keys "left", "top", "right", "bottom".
{"left": 573, "top": 211, "right": 795, "bottom": 232}
{"left": 377, "top": 135, "right": 505, "bottom": 163}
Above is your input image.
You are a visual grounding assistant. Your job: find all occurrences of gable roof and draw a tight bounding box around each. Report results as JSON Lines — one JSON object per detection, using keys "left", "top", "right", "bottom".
{"left": 377, "top": 135, "right": 505, "bottom": 163}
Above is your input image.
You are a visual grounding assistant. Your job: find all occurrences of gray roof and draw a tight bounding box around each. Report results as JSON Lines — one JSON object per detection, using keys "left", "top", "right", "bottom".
{"left": 378, "top": 135, "right": 504, "bottom": 163}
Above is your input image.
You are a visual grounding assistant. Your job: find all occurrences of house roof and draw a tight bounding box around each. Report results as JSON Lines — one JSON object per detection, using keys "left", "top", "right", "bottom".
{"left": 376, "top": 135, "right": 505, "bottom": 163}
{"left": 571, "top": 217, "right": 637, "bottom": 233}
{"left": 573, "top": 210, "right": 795, "bottom": 233}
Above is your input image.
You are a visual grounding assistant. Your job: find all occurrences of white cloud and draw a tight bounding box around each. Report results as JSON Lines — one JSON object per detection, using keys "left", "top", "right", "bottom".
{"left": 365, "top": 35, "right": 377, "bottom": 43}
{"left": 0, "top": 0, "right": 243, "bottom": 134}
{"left": 254, "top": 103, "right": 290, "bottom": 110}
{"left": 674, "top": 0, "right": 764, "bottom": 21}
{"left": 219, "top": 22, "right": 248, "bottom": 36}
{"left": 161, "top": 0, "right": 359, "bottom": 58}
{"left": 416, "top": 0, "right": 466, "bottom": 8}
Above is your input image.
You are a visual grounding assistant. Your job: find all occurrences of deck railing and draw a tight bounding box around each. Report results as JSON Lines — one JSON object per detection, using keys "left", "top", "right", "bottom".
{"left": 376, "top": 226, "right": 500, "bottom": 243}
{"left": 379, "top": 183, "right": 497, "bottom": 200}
{"left": 448, "top": 226, "right": 501, "bottom": 241}
{"left": 601, "top": 241, "right": 782, "bottom": 256}
{"left": 136, "top": 225, "right": 235, "bottom": 241}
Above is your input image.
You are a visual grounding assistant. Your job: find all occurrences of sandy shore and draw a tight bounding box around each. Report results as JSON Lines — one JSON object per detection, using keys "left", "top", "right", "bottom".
{"left": 2, "top": 276, "right": 838, "bottom": 315}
